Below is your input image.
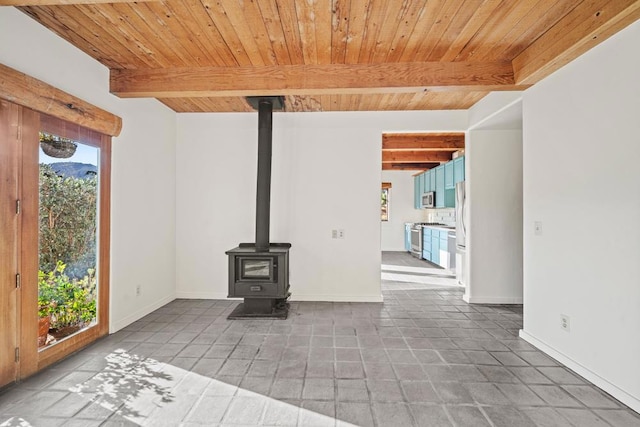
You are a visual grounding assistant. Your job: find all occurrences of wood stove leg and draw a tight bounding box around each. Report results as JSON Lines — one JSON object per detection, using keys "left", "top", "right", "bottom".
{"left": 243, "top": 298, "right": 274, "bottom": 314}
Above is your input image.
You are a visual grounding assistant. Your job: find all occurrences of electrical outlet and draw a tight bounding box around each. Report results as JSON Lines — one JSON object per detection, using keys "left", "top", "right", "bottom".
{"left": 560, "top": 314, "right": 570, "bottom": 332}
{"left": 534, "top": 221, "right": 543, "bottom": 236}
{"left": 136, "top": 285, "right": 141, "bottom": 297}
{"left": 338, "top": 229, "right": 345, "bottom": 239}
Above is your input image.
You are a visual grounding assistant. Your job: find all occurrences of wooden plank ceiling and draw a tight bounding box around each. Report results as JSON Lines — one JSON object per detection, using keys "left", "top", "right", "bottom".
{"left": 13, "top": 0, "right": 639, "bottom": 115}
{"left": 382, "top": 132, "right": 465, "bottom": 171}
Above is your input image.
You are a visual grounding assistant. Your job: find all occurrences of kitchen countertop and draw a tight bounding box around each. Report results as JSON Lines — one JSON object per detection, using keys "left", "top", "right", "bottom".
{"left": 421, "top": 224, "right": 456, "bottom": 232}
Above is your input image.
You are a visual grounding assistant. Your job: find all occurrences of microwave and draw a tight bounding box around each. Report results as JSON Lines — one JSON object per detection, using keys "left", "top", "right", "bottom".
{"left": 421, "top": 191, "right": 435, "bottom": 208}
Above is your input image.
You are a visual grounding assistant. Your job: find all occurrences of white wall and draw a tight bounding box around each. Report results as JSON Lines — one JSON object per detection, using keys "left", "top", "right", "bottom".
{"left": 380, "top": 171, "right": 425, "bottom": 251}
{"left": 468, "top": 92, "right": 523, "bottom": 130}
{"left": 521, "top": 20, "right": 640, "bottom": 411}
{"left": 0, "top": 8, "right": 177, "bottom": 332}
{"left": 176, "top": 111, "right": 467, "bottom": 301}
{"left": 465, "top": 129, "right": 523, "bottom": 304}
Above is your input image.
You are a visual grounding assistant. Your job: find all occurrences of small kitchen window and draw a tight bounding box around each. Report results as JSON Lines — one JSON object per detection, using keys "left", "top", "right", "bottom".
{"left": 381, "top": 182, "right": 391, "bottom": 221}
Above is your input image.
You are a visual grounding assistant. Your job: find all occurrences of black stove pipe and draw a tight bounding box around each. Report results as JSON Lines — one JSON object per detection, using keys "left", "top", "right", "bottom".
{"left": 255, "top": 99, "right": 273, "bottom": 252}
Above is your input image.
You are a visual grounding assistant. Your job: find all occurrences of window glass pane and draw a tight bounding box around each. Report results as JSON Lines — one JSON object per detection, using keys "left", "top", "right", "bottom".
{"left": 38, "top": 132, "right": 98, "bottom": 349}
{"left": 381, "top": 188, "right": 389, "bottom": 221}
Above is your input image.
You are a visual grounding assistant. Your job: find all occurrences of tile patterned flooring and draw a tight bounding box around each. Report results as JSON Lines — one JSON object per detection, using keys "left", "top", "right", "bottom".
{"left": 381, "top": 251, "right": 458, "bottom": 290}
{"left": 1, "top": 253, "right": 639, "bottom": 426}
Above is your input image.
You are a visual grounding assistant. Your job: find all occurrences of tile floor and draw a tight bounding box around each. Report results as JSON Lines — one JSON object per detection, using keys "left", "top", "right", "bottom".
{"left": 381, "top": 251, "right": 458, "bottom": 290}
{"left": 1, "top": 252, "right": 639, "bottom": 427}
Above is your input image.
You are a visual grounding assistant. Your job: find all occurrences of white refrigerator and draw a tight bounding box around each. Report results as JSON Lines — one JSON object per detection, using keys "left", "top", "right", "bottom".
{"left": 455, "top": 181, "right": 467, "bottom": 287}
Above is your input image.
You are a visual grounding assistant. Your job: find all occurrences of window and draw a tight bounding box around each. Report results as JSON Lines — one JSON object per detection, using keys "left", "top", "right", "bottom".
{"left": 381, "top": 182, "right": 391, "bottom": 221}
{"left": 1, "top": 65, "right": 118, "bottom": 382}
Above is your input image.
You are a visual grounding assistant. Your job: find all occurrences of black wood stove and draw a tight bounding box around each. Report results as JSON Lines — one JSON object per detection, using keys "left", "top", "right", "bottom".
{"left": 226, "top": 96, "right": 291, "bottom": 319}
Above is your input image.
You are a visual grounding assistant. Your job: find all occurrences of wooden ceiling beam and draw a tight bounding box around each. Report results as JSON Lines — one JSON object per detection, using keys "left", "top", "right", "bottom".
{"left": 513, "top": 0, "right": 640, "bottom": 85}
{"left": 382, "top": 163, "right": 440, "bottom": 171}
{"left": 0, "top": 0, "right": 158, "bottom": 4}
{"left": 0, "top": 63, "right": 122, "bottom": 136}
{"left": 382, "top": 133, "right": 465, "bottom": 150}
{"left": 382, "top": 151, "right": 453, "bottom": 163}
{"left": 110, "top": 62, "right": 526, "bottom": 98}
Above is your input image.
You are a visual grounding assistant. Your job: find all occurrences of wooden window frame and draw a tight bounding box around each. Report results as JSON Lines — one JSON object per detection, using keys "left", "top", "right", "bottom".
{"left": 1, "top": 64, "right": 119, "bottom": 378}
{"left": 19, "top": 112, "right": 112, "bottom": 375}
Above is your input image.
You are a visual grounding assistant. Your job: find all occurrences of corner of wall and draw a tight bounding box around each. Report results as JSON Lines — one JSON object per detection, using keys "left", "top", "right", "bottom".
{"left": 468, "top": 92, "right": 523, "bottom": 129}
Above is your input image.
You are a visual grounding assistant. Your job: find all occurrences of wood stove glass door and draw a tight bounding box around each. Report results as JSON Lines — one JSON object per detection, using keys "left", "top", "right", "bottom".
{"left": 238, "top": 256, "right": 276, "bottom": 282}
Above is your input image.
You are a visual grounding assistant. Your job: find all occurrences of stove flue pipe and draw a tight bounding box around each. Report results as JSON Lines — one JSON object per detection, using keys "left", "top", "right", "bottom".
{"left": 247, "top": 96, "right": 283, "bottom": 252}
{"left": 255, "top": 98, "right": 274, "bottom": 252}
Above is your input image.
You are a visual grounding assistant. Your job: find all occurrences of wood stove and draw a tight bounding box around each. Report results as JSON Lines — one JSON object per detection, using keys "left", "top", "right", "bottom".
{"left": 226, "top": 96, "right": 291, "bottom": 319}
{"left": 226, "top": 243, "right": 290, "bottom": 317}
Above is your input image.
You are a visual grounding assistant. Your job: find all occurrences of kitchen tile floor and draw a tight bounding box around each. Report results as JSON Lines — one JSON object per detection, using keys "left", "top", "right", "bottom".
{"left": 382, "top": 251, "right": 459, "bottom": 290}
{"left": 1, "top": 256, "right": 639, "bottom": 426}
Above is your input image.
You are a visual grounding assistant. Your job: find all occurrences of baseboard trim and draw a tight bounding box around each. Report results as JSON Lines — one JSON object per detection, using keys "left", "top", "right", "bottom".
{"left": 519, "top": 330, "right": 640, "bottom": 413}
{"left": 175, "top": 292, "right": 384, "bottom": 303}
{"left": 175, "top": 291, "right": 234, "bottom": 300}
{"left": 110, "top": 294, "right": 175, "bottom": 333}
{"left": 463, "top": 294, "right": 523, "bottom": 304}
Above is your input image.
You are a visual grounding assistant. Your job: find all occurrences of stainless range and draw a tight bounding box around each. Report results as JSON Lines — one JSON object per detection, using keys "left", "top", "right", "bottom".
{"left": 409, "top": 223, "right": 423, "bottom": 258}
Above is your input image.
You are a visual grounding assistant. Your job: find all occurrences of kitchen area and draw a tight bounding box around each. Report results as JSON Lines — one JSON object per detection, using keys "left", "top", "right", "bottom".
{"left": 400, "top": 152, "right": 466, "bottom": 287}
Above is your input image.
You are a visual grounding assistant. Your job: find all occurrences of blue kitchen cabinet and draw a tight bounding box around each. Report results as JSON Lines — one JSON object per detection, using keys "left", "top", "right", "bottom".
{"left": 414, "top": 157, "right": 460, "bottom": 209}
{"left": 419, "top": 172, "right": 428, "bottom": 207}
{"left": 422, "top": 228, "right": 432, "bottom": 261}
{"left": 421, "top": 226, "right": 454, "bottom": 268}
{"left": 453, "top": 156, "right": 465, "bottom": 183}
{"left": 435, "top": 164, "right": 455, "bottom": 208}
{"left": 423, "top": 170, "right": 431, "bottom": 194}
{"left": 404, "top": 224, "right": 412, "bottom": 252}
{"left": 434, "top": 165, "right": 456, "bottom": 208}
{"left": 434, "top": 165, "right": 444, "bottom": 207}
{"left": 430, "top": 230, "right": 440, "bottom": 264}
{"left": 444, "top": 161, "right": 454, "bottom": 189}
{"left": 428, "top": 169, "right": 435, "bottom": 191}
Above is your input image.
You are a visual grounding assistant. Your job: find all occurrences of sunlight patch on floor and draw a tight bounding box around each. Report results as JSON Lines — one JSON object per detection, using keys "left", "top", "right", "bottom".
{"left": 0, "top": 418, "right": 31, "bottom": 427}
{"left": 381, "top": 263, "right": 455, "bottom": 277}
{"left": 2, "top": 349, "right": 351, "bottom": 427}
{"left": 382, "top": 271, "right": 459, "bottom": 286}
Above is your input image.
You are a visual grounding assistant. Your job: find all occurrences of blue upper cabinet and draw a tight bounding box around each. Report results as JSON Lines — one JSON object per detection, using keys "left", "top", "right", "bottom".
{"left": 435, "top": 165, "right": 444, "bottom": 184}
{"left": 444, "top": 161, "right": 454, "bottom": 189}
{"left": 454, "top": 155, "right": 465, "bottom": 184}
{"left": 414, "top": 175, "right": 421, "bottom": 209}
{"left": 434, "top": 165, "right": 445, "bottom": 208}
{"left": 424, "top": 170, "right": 431, "bottom": 193}
{"left": 413, "top": 156, "right": 463, "bottom": 208}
